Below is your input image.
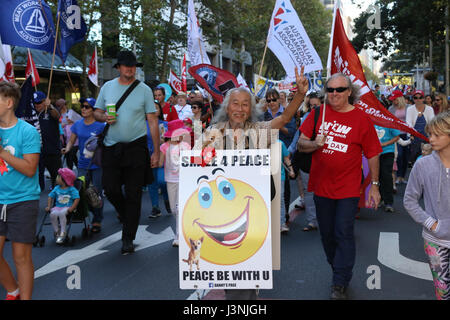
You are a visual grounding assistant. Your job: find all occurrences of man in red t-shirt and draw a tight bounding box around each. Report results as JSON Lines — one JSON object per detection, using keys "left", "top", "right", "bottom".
{"left": 299, "top": 73, "right": 382, "bottom": 300}
{"left": 154, "top": 86, "right": 178, "bottom": 122}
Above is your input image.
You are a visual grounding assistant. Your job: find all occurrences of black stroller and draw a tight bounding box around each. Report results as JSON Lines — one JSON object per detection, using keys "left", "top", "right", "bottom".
{"left": 33, "top": 177, "right": 91, "bottom": 247}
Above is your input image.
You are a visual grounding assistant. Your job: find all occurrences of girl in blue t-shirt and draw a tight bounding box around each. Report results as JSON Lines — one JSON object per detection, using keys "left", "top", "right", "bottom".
{"left": 46, "top": 168, "right": 80, "bottom": 244}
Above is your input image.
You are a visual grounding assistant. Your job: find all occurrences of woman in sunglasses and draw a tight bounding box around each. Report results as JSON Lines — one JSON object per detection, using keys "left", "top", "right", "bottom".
{"left": 406, "top": 90, "right": 435, "bottom": 163}
{"left": 62, "top": 98, "right": 106, "bottom": 233}
{"left": 298, "top": 73, "right": 383, "bottom": 300}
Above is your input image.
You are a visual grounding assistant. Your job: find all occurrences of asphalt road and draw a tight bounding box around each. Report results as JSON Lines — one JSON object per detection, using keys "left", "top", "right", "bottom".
{"left": 0, "top": 177, "right": 436, "bottom": 301}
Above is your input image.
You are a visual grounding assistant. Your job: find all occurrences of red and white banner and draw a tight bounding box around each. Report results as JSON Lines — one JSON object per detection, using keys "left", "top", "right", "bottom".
{"left": 328, "top": 3, "right": 427, "bottom": 141}
{"left": 25, "top": 49, "right": 40, "bottom": 87}
{"left": 169, "top": 69, "right": 183, "bottom": 94}
{"left": 182, "top": 54, "right": 187, "bottom": 93}
{"left": 88, "top": 46, "right": 99, "bottom": 87}
{"left": 188, "top": 64, "right": 239, "bottom": 103}
{"left": 0, "top": 38, "right": 15, "bottom": 82}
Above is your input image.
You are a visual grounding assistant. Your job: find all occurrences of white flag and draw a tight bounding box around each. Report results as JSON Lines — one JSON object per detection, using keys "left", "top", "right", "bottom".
{"left": 237, "top": 73, "right": 250, "bottom": 91}
{"left": 187, "top": 0, "right": 211, "bottom": 66}
{"left": 88, "top": 46, "right": 99, "bottom": 87}
{"left": 0, "top": 36, "right": 15, "bottom": 82}
{"left": 267, "top": 0, "right": 323, "bottom": 83}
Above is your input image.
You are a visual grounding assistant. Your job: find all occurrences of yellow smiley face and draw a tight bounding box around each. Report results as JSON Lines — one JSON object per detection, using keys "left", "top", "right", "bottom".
{"left": 182, "top": 175, "right": 269, "bottom": 265}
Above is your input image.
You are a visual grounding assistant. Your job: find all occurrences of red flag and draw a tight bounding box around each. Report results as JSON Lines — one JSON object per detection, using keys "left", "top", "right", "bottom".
{"left": 188, "top": 64, "right": 239, "bottom": 103}
{"left": 182, "top": 54, "right": 187, "bottom": 93}
{"left": 25, "top": 49, "right": 40, "bottom": 87}
{"left": 88, "top": 46, "right": 99, "bottom": 87}
{"left": 169, "top": 70, "right": 182, "bottom": 94}
{"left": 328, "top": 7, "right": 428, "bottom": 141}
{"left": 0, "top": 43, "right": 15, "bottom": 82}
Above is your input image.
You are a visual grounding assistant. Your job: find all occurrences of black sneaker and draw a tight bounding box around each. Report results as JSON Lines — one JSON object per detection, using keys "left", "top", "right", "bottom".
{"left": 164, "top": 200, "right": 172, "bottom": 214}
{"left": 148, "top": 207, "right": 162, "bottom": 218}
{"left": 121, "top": 238, "right": 135, "bottom": 255}
{"left": 330, "top": 285, "right": 347, "bottom": 300}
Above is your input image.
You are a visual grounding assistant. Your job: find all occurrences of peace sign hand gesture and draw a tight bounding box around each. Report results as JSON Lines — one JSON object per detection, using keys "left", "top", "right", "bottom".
{"left": 294, "top": 65, "right": 309, "bottom": 96}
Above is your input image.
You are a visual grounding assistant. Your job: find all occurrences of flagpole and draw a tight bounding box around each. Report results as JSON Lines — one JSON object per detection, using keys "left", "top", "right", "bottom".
{"left": 258, "top": 37, "right": 269, "bottom": 77}
{"left": 47, "top": 11, "right": 61, "bottom": 99}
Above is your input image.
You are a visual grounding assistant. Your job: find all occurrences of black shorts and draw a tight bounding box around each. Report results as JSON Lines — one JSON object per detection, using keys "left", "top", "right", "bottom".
{"left": 0, "top": 200, "right": 39, "bottom": 243}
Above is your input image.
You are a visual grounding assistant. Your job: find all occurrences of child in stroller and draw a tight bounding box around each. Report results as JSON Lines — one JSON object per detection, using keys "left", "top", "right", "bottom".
{"left": 45, "top": 168, "right": 80, "bottom": 244}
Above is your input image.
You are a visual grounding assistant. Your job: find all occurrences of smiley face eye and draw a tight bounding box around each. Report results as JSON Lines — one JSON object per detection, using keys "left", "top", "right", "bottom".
{"left": 198, "top": 181, "right": 212, "bottom": 208}
{"left": 216, "top": 176, "right": 235, "bottom": 201}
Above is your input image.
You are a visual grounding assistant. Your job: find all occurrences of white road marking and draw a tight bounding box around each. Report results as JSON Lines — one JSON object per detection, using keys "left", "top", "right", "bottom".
{"left": 378, "top": 232, "right": 432, "bottom": 281}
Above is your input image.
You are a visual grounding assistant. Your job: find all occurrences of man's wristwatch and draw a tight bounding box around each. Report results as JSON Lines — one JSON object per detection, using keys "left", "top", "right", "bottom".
{"left": 371, "top": 181, "right": 380, "bottom": 186}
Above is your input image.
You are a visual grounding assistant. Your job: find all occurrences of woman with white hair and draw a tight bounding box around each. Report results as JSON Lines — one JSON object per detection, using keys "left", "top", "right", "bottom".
{"left": 203, "top": 66, "right": 309, "bottom": 300}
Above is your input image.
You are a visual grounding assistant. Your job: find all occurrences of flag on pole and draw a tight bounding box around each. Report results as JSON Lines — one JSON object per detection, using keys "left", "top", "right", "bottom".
{"left": 16, "top": 76, "right": 42, "bottom": 144}
{"left": 57, "top": 0, "right": 87, "bottom": 62}
{"left": 327, "top": 1, "right": 428, "bottom": 141}
{"left": 188, "top": 64, "right": 239, "bottom": 103}
{"left": 169, "top": 69, "right": 183, "bottom": 94}
{"left": 0, "top": 0, "right": 57, "bottom": 55}
{"left": 182, "top": 54, "right": 187, "bottom": 93}
{"left": 88, "top": 46, "right": 99, "bottom": 87}
{"left": 267, "top": 0, "right": 323, "bottom": 83}
{"left": 0, "top": 37, "right": 15, "bottom": 82}
{"left": 237, "top": 73, "right": 250, "bottom": 91}
{"left": 187, "top": 0, "right": 211, "bottom": 66}
{"left": 25, "top": 49, "right": 40, "bottom": 87}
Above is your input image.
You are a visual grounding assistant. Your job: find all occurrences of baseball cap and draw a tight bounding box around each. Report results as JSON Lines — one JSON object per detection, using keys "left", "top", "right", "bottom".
{"left": 80, "top": 97, "right": 96, "bottom": 107}
{"left": 388, "top": 90, "right": 404, "bottom": 101}
{"left": 33, "top": 91, "right": 46, "bottom": 104}
{"left": 412, "top": 90, "right": 424, "bottom": 97}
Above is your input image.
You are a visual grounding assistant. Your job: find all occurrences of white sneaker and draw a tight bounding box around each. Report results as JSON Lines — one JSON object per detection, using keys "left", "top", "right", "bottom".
{"left": 56, "top": 232, "right": 66, "bottom": 244}
{"left": 281, "top": 224, "right": 290, "bottom": 233}
{"left": 295, "top": 198, "right": 305, "bottom": 210}
{"left": 172, "top": 239, "right": 179, "bottom": 247}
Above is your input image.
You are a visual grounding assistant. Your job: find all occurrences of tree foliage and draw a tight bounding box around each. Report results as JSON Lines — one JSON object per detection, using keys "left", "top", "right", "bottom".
{"left": 352, "top": 0, "right": 448, "bottom": 74}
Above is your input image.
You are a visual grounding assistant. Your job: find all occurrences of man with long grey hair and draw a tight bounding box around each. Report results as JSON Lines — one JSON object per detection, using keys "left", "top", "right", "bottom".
{"left": 298, "top": 73, "right": 382, "bottom": 300}
{"left": 203, "top": 66, "right": 309, "bottom": 300}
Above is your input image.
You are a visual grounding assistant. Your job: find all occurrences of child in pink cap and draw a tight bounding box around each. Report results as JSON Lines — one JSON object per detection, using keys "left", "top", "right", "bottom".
{"left": 159, "top": 120, "right": 191, "bottom": 247}
{"left": 45, "top": 168, "right": 80, "bottom": 244}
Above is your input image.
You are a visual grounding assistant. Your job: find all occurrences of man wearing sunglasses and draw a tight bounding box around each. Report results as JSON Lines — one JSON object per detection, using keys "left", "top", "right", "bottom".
{"left": 405, "top": 90, "right": 435, "bottom": 163}
{"left": 298, "top": 73, "right": 382, "bottom": 300}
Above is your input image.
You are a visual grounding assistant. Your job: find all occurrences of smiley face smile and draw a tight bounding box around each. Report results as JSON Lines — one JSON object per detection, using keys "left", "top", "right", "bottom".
{"left": 194, "top": 196, "right": 253, "bottom": 247}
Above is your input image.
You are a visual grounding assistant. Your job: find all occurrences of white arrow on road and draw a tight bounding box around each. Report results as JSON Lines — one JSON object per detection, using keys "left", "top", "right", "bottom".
{"left": 378, "top": 232, "right": 432, "bottom": 281}
{"left": 34, "top": 226, "right": 175, "bottom": 279}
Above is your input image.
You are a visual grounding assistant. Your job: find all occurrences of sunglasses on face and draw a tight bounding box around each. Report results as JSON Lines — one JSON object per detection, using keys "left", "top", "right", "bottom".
{"left": 326, "top": 87, "right": 349, "bottom": 93}
{"left": 435, "top": 98, "right": 441, "bottom": 101}
{"left": 266, "top": 98, "right": 278, "bottom": 103}
{"left": 191, "top": 106, "right": 200, "bottom": 109}
{"left": 81, "top": 104, "right": 92, "bottom": 109}
{"left": 413, "top": 96, "right": 424, "bottom": 100}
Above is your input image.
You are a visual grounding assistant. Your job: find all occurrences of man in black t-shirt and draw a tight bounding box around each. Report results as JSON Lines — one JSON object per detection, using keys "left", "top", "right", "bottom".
{"left": 33, "top": 91, "right": 61, "bottom": 191}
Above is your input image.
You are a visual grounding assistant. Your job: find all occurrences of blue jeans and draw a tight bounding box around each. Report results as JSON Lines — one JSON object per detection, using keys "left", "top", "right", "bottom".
{"left": 148, "top": 167, "right": 168, "bottom": 209}
{"left": 78, "top": 168, "right": 104, "bottom": 224}
{"left": 313, "top": 195, "right": 359, "bottom": 287}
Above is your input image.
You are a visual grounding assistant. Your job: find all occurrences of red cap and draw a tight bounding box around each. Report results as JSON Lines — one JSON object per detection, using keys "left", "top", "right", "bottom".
{"left": 388, "top": 90, "right": 404, "bottom": 101}
{"left": 412, "top": 90, "right": 424, "bottom": 97}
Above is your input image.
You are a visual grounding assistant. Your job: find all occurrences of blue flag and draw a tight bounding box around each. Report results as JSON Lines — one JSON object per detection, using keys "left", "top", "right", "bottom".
{"left": 57, "top": 0, "right": 87, "bottom": 62}
{"left": 0, "top": 0, "right": 56, "bottom": 54}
